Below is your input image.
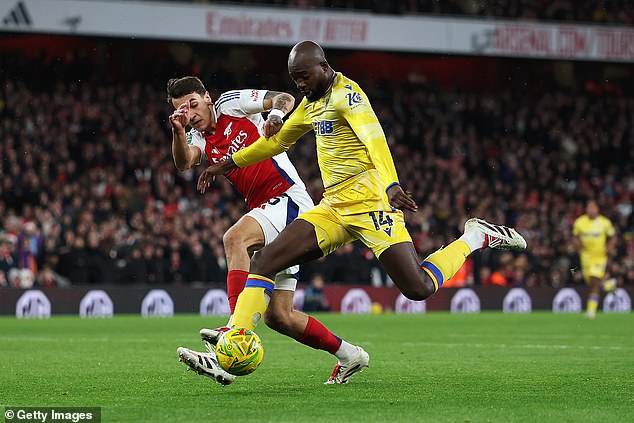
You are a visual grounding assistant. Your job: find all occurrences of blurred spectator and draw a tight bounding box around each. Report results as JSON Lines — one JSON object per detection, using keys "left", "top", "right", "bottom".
{"left": 1, "top": 45, "right": 632, "bottom": 289}
{"left": 303, "top": 273, "right": 331, "bottom": 312}
{"left": 0, "top": 235, "right": 17, "bottom": 287}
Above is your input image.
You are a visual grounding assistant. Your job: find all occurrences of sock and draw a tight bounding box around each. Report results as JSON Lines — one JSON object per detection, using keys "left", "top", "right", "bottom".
{"left": 226, "top": 270, "right": 249, "bottom": 315}
{"left": 231, "top": 274, "right": 274, "bottom": 330}
{"left": 296, "top": 316, "right": 342, "bottom": 355}
{"left": 334, "top": 340, "right": 359, "bottom": 363}
{"left": 421, "top": 240, "right": 471, "bottom": 292}
{"left": 459, "top": 228, "right": 486, "bottom": 252}
{"left": 587, "top": 294, "right": 599, "bottom": 316}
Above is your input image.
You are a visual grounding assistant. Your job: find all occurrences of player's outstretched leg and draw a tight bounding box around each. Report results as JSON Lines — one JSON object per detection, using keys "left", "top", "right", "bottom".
{"left": 381, "top": 217, "right": 527, "bottom": 298}
{"left": 265, "top": 289, "right": 369, "bottom": 385}
{"left": 198, "top": 216, "right": 264, "bottom": 346}
{"left": 177, "top": 344, "right": 236, "bottom": 386}
{"left": 231, "top": 219, "right": 324, "bottom": 330}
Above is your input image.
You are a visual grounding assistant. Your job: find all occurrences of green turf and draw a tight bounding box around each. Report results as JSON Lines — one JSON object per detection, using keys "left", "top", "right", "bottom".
{"left": 1, "top": 312, "right": 633, "bottom": 422}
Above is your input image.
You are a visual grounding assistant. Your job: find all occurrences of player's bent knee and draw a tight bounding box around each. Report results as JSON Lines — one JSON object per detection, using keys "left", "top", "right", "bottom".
{"left": 250, "top": 249, "right": 272, "bottom": 276}
{"left": 222, "top": 227, "right": 244, "bottom": 251}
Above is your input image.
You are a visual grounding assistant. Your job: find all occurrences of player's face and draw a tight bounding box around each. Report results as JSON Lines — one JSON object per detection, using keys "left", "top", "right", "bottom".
{"left": 171, "top": 92, "right": 214, "bottom": 132}
{"left": 289, "top": 63, "right": 329, "bottom": 102}
{"left": 586, "top": 201, "right": 599, "bottom": 218}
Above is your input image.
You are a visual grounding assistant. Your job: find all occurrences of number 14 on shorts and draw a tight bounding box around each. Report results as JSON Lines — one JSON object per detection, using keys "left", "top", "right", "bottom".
{"left": 369, "top": 211, "right": 393, "bottom": 235}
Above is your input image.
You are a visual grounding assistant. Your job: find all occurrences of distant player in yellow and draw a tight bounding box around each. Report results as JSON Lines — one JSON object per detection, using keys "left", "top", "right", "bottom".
{"left": 198, "top": 41, "right": 527, "bottom": 383}
{"left": 573, "top": 200, "right": 617, "bottom": 319}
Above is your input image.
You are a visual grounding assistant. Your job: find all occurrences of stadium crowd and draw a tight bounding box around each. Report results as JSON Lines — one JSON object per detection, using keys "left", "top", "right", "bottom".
{"left": 1, "top": 50, "right": 633, "bottom": 290}
{"left": 182, "top": 0, "right": 634, "bottom": 25}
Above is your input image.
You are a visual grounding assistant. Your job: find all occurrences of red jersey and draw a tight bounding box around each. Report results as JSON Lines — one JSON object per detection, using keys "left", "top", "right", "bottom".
{"left": 187, "top": 89, "right": 305, "bottom": 210}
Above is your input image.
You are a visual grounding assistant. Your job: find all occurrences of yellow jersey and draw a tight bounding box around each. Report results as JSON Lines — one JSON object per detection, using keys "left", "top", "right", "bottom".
{"left": 572, "top": 214, "right": 615, "bottom": 258}
{"left": 231, "top": 72, "right": 400, "bottom": 214}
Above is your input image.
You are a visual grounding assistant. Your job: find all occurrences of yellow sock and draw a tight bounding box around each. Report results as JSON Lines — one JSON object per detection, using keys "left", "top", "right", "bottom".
{"left": 421, "top": 240, "right": 471, "bottom": 292}
{"left": 587, "top": 294, "right": 599, "bottom": 316}
{"left": 231, "top": 274, "right": 275, "bottom": 330}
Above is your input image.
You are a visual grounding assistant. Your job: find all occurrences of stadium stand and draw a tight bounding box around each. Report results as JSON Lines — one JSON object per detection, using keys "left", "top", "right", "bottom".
{"left": 0, "top": 37, "right": 632, "bottom": 289}
{"left": 135, "top": 0, "right": 634, "bottom": 25}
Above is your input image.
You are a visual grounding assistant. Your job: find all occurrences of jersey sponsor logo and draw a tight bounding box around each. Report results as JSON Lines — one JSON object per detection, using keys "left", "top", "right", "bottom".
{"left": 346, "top": 92, "right": 363, "bottom": 106}
{"left": 344, "top": 84, "right": 353, "bottom": 90}
{"left": 227, "top": 130, "right": 249, "bottom": 154}
{"left": 313, "top": 120, "right": 334, "bottom": 135}
{"left": 251, "top": 89, "right": 259, "bottom": 102}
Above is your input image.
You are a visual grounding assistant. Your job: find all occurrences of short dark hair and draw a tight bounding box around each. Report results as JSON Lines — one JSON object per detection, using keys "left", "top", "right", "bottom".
{"left": 166, "top": 76, "right": 206, "bottom": 104}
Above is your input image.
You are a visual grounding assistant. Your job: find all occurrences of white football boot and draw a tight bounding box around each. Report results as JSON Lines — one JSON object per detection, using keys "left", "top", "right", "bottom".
{"left": 177, "top": 345, "right": 236, "bottom": 386}
{"left": 325, "top": 346, "right": 369, "bottom": 385}
{"left": 464, "top": 218, "right": 527, "bottom": 251}
{"left": 199, "top": 326, "right": 230, "bottom": 347}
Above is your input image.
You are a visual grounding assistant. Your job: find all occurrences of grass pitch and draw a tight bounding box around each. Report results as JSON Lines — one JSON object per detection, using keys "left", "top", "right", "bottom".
{"left": 1, "top": 312, "right": 633, "bottom": 422}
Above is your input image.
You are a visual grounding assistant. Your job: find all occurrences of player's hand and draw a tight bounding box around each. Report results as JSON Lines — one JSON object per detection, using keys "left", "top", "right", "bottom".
{"left": 262, "top": 115, "right": 283, "bottom": 137}
{"left": 169, "top": 102, "right": 190, "bottom": 131}
{"left": 387, "top": 184, "right": 418, "bottom": 212}
{"left": 197, "top": 159, "right": 237, "bottom": 193}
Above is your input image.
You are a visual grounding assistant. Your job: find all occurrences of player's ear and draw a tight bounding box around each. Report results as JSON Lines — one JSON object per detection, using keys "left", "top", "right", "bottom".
{"left": 204, "top": 92, "right": 213, "bottom": 106}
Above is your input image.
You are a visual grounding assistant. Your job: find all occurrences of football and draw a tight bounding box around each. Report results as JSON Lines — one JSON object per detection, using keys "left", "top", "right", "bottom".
{"left": 215, "top": 328, "right": 264, "bottom": 376}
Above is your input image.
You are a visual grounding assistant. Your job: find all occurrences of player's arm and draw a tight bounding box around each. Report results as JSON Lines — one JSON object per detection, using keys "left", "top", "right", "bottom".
{"left": 606, "top": 220, "right": 617, "bottom": 257}
{"left": 338, "top": 91, "right": 417, "bottom": 212}
{"left": 169, "top": 102, "right": 202, "bottom": 171}
{"left": 572, "top": 235, "right": 582, "bottom": 252}
{"left": 197, "top": 101, "right": 311, "bottom": 193}
{"left": 262, "top": 91, "right": 296, "bottom": 137}
{"left": 572, "top": 219, "right": 583, "bottom": 252}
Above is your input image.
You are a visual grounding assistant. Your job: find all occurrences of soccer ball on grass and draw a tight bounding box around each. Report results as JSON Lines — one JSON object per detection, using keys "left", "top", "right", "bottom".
{"left": 215, "top": 328, "right": 264, "bottom": 376}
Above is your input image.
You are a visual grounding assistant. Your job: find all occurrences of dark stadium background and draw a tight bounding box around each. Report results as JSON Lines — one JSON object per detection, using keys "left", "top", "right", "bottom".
{"left": 1, "top": 0, "right": 633, "bottom": 314}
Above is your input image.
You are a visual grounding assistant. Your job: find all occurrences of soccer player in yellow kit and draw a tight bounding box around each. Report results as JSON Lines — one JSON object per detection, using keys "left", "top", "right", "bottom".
{"left": 573, "top": 200, "right": 617, "bottom": 319}
{"left": 198, "top": 41, "right": 527, "bottom": 383}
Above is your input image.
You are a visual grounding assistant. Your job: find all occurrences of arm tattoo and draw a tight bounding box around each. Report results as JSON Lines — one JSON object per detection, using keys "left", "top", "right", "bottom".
{"left": 265, "top": 91, "right": 294, "bottom": 114}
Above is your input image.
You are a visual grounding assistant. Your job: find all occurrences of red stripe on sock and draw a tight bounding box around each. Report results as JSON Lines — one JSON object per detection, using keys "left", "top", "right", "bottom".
{"left": 226, "top": 270, "right": 249, "bottom": 314}
{"left": 297, "top": 316, "right": 342, "bottom": 354}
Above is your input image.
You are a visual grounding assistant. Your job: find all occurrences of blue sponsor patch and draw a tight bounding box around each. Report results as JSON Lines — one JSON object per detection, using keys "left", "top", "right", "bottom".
{"left": 313, "top": 120, "right": 334, "bottom": 135}
{"left": 346, "top": 92, "right": 363, "bottom": 106}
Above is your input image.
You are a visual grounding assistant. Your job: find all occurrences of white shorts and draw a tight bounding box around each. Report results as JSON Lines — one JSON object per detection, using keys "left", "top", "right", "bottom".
{"left": 246, "top": 184, "right": 314, "bottom": 291}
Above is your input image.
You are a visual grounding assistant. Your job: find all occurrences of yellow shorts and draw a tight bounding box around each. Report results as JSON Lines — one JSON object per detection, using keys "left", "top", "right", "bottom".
{"left": 298, "top": 202, "right": 412, "bottom": 258}
{"left": 580, "top": 255, "right": 607, "bottom": 282}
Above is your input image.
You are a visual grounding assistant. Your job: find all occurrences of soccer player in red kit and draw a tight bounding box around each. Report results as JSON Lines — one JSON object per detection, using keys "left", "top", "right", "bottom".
{"left": 167, "top": 77, "right": 365, "bottom": 385}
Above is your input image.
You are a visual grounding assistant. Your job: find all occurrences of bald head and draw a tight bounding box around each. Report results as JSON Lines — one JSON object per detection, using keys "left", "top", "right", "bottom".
{"left": 288, "top": 41, "right": 334, "bottom": 102}
{"left": 288, "top": 41, "right": 326, "bottom": 69}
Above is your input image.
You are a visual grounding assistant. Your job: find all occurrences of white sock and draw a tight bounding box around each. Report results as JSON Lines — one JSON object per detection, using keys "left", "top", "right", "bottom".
{"left": 226, "top": 315, "right": 233, "bottom": 327}
{"left": 459, "top": 229, "right": 485, "bottom": 253}
{"left": 334, "top": 340, "right": 358, "bottom": 362}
